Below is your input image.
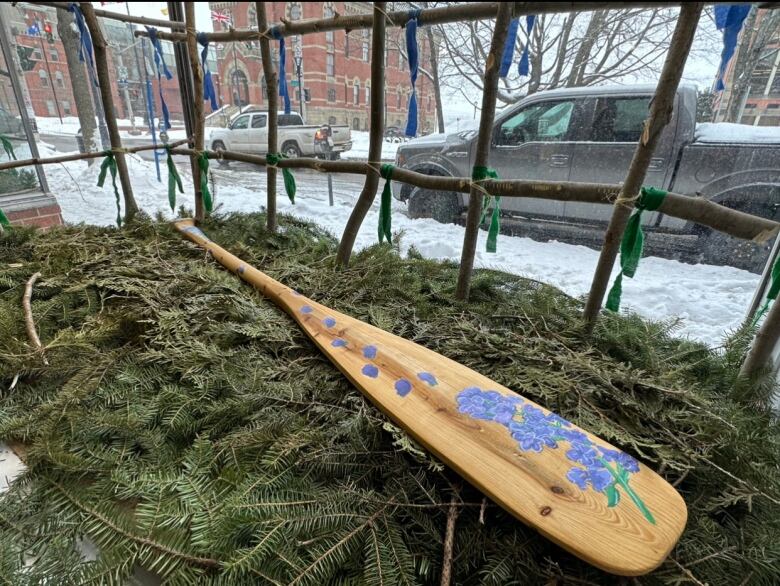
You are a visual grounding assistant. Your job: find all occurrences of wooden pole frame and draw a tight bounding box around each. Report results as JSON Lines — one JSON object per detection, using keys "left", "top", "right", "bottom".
{"left": 581, "top": 3, "right": 704, "bottom": 330}
{"left": 455, "top": 3, "right": 512, "bottom": 301}
{"left": 81, "top": 2, "right": 138, "bottom": 223}
{"left": 184, "top": 3, "right": 206, "bottom": 221}
{"left": 334, "top": 2, "right": 387, "bottom": 268}
{"left": 31, "top": 2, "right": 186, "bottom": 29}
{"left": 256, "top": 2, "right": 279, "bottom": 233}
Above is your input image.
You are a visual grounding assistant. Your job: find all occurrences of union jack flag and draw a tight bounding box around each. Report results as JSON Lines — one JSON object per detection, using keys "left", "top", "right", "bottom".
{"left": 211, "top": 11, "right": 232, "bottom": 26}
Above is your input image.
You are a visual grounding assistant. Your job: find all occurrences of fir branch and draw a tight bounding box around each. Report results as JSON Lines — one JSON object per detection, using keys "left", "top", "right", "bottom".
{"left": 49, "top": 480, "right": 221, "bottom": 570}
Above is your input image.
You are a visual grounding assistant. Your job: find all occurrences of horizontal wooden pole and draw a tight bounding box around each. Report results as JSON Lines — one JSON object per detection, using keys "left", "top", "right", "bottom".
{"left": 0, "top": 139, "right": 189, "bottom": 172}
{"left": 135, "top": 1, "right": 712, "bottom": 43}
{"left": 171, "top": 147, "right": 779, "bottom": 244}
{"left": 28, "top": 2, "right": 186, "bottom": 29}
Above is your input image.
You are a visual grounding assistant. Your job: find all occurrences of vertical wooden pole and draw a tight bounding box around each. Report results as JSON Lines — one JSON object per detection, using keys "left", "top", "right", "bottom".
{"left": 184, "top": 2, "right": 206, "bottom": 221}
{"left": 740, "top": 298, "right": 780, "bottom": 380}
{"left": 257, "top": 2, "right": 278, "bottom": 233}
{"left": 81, "top": 3, "right": 138, "bottom": 222}
{"left": 335, "top": 2, "right": 386, "bottom": 268}
{"left": 582, "top": 3, "right": 703, "bottom": 329}
{"left": 454, "top": 3, "right": 512, "bottom": 301}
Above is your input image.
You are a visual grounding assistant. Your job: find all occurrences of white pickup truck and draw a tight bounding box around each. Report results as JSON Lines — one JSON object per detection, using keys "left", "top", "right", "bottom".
{"left": 209, "top": 110, "right": 351, "bottom": 159}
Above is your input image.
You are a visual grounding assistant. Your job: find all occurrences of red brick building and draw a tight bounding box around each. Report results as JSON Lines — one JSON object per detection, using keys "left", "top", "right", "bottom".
{"left": 209, "top": 1, "right": 437, "bottom": 133}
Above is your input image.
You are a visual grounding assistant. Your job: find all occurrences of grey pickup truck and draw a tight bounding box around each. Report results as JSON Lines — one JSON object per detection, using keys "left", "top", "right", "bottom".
{"left": 393, "top": 84, "right": 780, "bottom": 272}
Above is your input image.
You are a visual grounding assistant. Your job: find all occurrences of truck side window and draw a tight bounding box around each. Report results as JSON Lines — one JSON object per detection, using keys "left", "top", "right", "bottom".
{"left": 231, "top": 115, "right": 249, "bottom": 130}
{"left": 497, "top": 100, "right": 575, "bottom": 146}
{"left": 251, "top": 115, "right": 267, "bottom": 129}
{"left": 590, "top": 97, "right": 650, "bottom": 142}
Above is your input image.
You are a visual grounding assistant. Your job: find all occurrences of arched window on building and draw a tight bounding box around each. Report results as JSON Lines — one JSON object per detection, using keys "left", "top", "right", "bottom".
{"left": 288, "top": 2, "right": 302, "bottom": 21}
{"left": 231, "top": 69, "right": 249, "bottom": 106}
{"left": 362, "top": 29, "right": 369, "bottom": 62}
{"left": 247, "top": 6, "right": 257, "bottom": 28}
{"left": 324, "top": 3, "right": 334, "bottom": 44}
{"left": 396, "top": 87, "right": 402, "bottom": 110}
{"left": 39, "top": 69, "right": 48, "bottom": 87}
{"left": 353, "top": 79, "right": 360, "bottom": 106}
{"left": 55, "top": 71, "right": 64, "bottom": 88}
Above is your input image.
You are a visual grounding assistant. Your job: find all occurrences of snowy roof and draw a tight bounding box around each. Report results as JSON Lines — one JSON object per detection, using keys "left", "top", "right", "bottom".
{"left": 694, "top": 123, "right": 780, "bottom": 144}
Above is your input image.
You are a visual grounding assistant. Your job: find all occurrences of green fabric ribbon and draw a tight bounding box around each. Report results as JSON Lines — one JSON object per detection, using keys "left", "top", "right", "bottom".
{"left": 166, "top": 146, "right": 183, "bottom": 212}
{"left": 751, "top": 255, "right": 780, "bottom": 327}
{"left": 0, "top": 207, "right": 10, "bottom": 228}
{"left": 473, "top": 166, "right": 500, "bottom": 253}
{"left": 266, "top": 153, "right": 296, "bottom": 204}
{"left": 0, "top": 134, "right": 16, "bottom": 161}
{"left": 605, "top": 186, "right": 668, "bottom": 312}
{"left": 97, "top": 151, "right": 122, "bottom": 227}
{"left": 378, "top": 164, "right": 394, "bottom": 243}
{"left": 197, "top": 152, "right": 213, "bottom": 213}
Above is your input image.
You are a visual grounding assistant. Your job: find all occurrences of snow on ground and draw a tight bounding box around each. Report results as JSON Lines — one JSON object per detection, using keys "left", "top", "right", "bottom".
{"left": 695, "top": 122, "right": 780, "bottom": 144}
{"left": 342, "top": 131, "right": 403, "bottom": 161}
{"left": 44, "top": 147, "right": 759, "bottom": 347}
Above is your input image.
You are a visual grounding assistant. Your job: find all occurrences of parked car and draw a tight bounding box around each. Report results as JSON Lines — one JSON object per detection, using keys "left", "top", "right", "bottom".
{"left": 0, "top": 106, "right": 24, "bottom": 136}
{"left": 393, "top": 84, "right": 780, "bottom": 272}
{"left": 209, "top": 110, "right": 352, "bottom": 160}
{"left": 384, "top": 126, "right": 408, "bottom": 142}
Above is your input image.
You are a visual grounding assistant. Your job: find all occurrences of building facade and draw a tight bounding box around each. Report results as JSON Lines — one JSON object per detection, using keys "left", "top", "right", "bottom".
{"left": 209, "top": 1, "right": 437, "bottom": 133}
{"left": 713, "top": 10, "right": 780, "bottom": 126}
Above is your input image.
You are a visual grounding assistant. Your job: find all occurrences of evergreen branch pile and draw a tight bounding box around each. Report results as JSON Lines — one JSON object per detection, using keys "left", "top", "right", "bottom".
{"left": 0, "top": 213, "right": 778, "bottom": 585}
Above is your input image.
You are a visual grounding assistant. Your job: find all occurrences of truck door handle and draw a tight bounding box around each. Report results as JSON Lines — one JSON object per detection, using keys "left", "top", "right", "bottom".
{"left": 648, "top": 157, "right": 664, "bottom": 170}
{"left": 549, "top": 154, "right": 569, "bottom": 167}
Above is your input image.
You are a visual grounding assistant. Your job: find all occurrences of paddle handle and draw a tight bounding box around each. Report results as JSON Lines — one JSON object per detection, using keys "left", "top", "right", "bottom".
{"left": 174, "top": 219, "right": 293, "bottom": 312}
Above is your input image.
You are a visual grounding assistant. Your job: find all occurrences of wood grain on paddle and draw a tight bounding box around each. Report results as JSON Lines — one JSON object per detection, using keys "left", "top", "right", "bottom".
{"left": 175, "top": 219, "right": 687, "bottom": 576}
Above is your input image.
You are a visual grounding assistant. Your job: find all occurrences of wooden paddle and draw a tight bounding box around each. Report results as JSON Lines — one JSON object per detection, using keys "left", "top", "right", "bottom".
{"left": 174, "top": 219, "right": 686, "bottom": 576}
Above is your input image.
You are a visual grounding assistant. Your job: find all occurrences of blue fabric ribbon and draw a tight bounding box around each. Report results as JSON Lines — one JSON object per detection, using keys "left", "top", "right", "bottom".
{"left": 518, "top": 15, "right": 535, "bottom": 76}
{"left": 271, "top": 26, "right": 291, "bottom": 115}
{"left": 499, "top": 19, "right": 520, "bottom": 78}
{"left": 145, "top": 27, "right": 172, "bottom": 131}
{"left": 196, "top": 32, "right": 219, "bottom": 111}
{"left": 404, "top": 9, "right": 421, "bottom": 137}
{"left": 714, "top": 5, "right": 751, "bottom": 91}
{"left": 68, "top": 3, "right": 98, "bottom": 87}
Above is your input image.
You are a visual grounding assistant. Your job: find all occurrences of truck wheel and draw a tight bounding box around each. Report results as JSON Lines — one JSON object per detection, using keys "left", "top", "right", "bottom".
{"left": 407, "top": 187, "right": 460, "bottom": 224}
{"left": 212, "top": 141, "right": 229, "bottom": 167}
{"left": 282, "top": 141, "right": 301, "bottom": 158}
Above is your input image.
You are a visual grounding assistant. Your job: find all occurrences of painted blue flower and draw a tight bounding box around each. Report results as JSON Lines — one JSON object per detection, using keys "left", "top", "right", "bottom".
{"left": 600, "top": 448, "right": 640, "bottom": 473}
{"left": 566, "top": 466, "right": 614, "bottom": 492}
{"left": 323, "top": 317, "right": 337, "bottom": 328}
{"left": 237, "top": 264, "right": 246, "bottom": 274}
{"left": 509, "top": 424, "right": 557, "bottom": 452}
{"left": 395, "top": 379, "right": 412, "bottom": 397}
{"left": 300, "top": 305, "right": 313, "bottom": 314}
{"left": 456, "top": 387, "right": 520, "bottom": 425}
{"left": 566, "top": 443, "right": 600, "bottom": 467}
{"left": 363, "top": 345, "right": 377, "bottom": 359}
{"left": 558, "top": 428, "right": 589, "bottom": 444}
{"left": 331, "top": 338, "right": 347, "bottom": 348}
{"left": 545, "top": 413, "right": 570, "bottom": 427}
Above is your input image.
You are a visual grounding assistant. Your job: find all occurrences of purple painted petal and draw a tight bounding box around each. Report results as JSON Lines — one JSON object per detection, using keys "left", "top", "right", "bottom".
{"left": 363, "top": 345, "right": 378, "bottom": 359}
{"left": 323, "top": 317, "right": 337, "bottom": 328}
{"left": 395, "top": 379, "right": 412, "bottom": 397}
{"left": 331, "top": 338, "right": 348, "bottom": 348}
{"left": 300, "top": 305, "right": 313, "bottom": 314}
{"left": 362, "top": 364, "right": 379, "bottom": 378}
{"left": 417, "top": 372, "right": 437, "bottom": 386}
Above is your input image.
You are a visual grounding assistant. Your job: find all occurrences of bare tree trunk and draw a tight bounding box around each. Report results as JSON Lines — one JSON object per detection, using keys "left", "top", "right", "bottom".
{"left": 57, "top": 7, "right": 97, "bottom": 159}
{"left": 549, "top": 13, "right": 576, "bottom": 88}
{"left": 427, "top": 25, "right": 445, "bottom": 133}
{"left": 184, "top": 2, "right": 206, "bottom": 221}
{"left": 583, "top": 3, "right": 703, "bottom": 329}
{"left": 567, "top": 10, "right": 606, "bottom": 87}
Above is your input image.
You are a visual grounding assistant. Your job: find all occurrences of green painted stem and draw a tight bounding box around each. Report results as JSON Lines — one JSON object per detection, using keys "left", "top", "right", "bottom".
{"left": 599, "top": 458, "right": 655, "bottom": 525}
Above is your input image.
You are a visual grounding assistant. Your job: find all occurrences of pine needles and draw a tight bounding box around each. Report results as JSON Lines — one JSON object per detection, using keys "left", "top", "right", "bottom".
{"left": 0, "top": 213, "right": 778, "bottom": 585}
